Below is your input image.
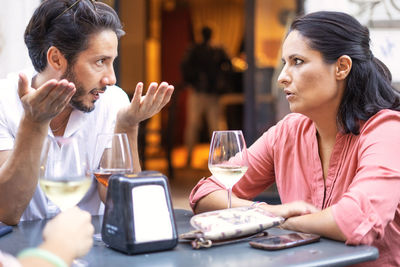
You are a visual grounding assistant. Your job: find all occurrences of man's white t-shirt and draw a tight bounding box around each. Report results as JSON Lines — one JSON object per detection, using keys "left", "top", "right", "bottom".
{"left": 0, "top": 69, "right": 131, "bottom": 221}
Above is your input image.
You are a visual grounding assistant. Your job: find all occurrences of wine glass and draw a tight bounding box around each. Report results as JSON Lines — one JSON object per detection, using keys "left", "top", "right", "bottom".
{"left": 92, "top": 133, "right": 133, "bottom": 241}
{"left": 208, "top": 130, "right": 248, "bottom": 209}
{"left": 39, "top": 136, "right": 92, "bottom": 267}
{"left": 39, "top": 136, "right": 92, "bottom": 212}
{"left": 92, "top": 133, "right": 133, "bottom": 187}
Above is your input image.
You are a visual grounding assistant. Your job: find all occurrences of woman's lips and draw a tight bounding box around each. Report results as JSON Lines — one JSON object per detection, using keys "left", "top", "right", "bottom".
{"left": 284, "top": 89, "right": 295, "bottom": 101}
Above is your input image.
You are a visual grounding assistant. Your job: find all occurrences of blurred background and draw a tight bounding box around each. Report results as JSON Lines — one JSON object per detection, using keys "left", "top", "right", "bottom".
{"left": 1, "top": 0, "right": 400, "bottom": 209}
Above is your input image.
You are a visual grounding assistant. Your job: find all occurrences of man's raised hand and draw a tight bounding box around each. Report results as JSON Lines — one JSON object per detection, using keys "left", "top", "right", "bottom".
{"left": 116, "top": 82, "right": 174, "bottom": 129}
{"left": 18, "top": 73, "right": 76, "bottom": 123}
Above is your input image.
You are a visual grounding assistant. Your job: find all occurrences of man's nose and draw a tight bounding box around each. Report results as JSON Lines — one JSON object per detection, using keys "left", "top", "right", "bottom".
{"left": 102, "top": 65, "right": 116, "bottom": 86}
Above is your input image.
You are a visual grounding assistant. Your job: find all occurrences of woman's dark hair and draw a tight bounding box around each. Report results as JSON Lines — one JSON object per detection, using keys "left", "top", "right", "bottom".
{"left": 290, "top": 11, "right": 400, "bottom": 134}
{"left": 24, "top": 0, "right": 125, "bottom": 72}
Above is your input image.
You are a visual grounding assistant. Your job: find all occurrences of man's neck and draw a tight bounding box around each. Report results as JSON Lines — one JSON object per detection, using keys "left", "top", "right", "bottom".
{"left": 50, "top": 107, "right": 73, "bottom": 136}
{"left": 31, "top": 70, "right": 60, "bottom": 89}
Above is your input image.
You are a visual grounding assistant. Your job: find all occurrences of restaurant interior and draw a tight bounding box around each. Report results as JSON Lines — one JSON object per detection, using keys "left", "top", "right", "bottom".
{"left": 1, "top": 0, "right": 399, "bottom": 265}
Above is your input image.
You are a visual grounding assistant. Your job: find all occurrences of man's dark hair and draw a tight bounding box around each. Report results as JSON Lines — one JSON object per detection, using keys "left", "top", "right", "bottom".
{"left": 24, "top": 0, "right": 125, "bottom": 72}
{"left": 290, "top": 11, "right": 400, "bottom": 134}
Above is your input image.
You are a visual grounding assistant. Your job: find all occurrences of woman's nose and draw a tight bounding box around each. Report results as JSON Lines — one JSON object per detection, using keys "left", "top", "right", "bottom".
{"left": 277, "top": 66, "right": 291, "bottom": 88}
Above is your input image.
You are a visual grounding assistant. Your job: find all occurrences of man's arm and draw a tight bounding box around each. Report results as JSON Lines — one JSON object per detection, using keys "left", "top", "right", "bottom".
{"left": 115, "top": 82, "right": 173, "bottom": 171}
{"left": 0, "top": 74, "right": 75, "bottom": 225}
{"left": 0, "top": 117, "right": 48, "bottom": 225}
{"left": 97, "top": 81, "right": 174, "bottom": 202}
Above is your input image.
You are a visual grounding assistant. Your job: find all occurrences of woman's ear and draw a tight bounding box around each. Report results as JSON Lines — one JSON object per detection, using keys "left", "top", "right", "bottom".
{"left": 335, "top": 55, "right": 352, "bottom": 80}
{"left": 47, "top": 46, "right": 68, "bottom": 73}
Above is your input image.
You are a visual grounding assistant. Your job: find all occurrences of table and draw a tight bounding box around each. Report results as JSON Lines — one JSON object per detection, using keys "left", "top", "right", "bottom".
{"left": 0, "top": 209, "right": 379, "bottom": 267}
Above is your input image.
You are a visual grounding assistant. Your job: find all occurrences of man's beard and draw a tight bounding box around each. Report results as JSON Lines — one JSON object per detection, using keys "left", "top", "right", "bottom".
{"left": 61, "top": 66, "right": 106, "bottom": 113}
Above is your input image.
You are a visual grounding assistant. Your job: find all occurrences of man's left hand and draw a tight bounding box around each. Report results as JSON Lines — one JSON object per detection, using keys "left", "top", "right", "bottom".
{"left": 116, "top": 82, "right": 174, "bottom": 130}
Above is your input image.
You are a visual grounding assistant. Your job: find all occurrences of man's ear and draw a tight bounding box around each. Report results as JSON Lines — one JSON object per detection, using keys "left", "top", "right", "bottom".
{"left": 47, "top": 46, "right": 68, "bottom": 73}
{"left": 335, "top": 55, "right": 352, "bottom": 80}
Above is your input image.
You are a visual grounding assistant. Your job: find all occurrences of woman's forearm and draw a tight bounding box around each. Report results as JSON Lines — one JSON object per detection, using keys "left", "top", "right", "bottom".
{"left": 281, "top": 207, "right": 346, "bottom": 241}
{"left": 194, "top": 191, "right": 346, "bottom": 242}
{"left": 194, "top": 189, "right": 253, "bottom": 213}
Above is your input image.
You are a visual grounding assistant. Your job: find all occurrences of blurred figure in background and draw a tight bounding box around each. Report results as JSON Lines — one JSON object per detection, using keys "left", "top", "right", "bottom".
{"left": 181, "top": 26, "right": 232, "bottom": 167}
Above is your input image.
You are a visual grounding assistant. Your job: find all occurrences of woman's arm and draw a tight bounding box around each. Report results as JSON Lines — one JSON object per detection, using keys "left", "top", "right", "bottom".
{"left": 281, "top": 207, "right": 346, "bottom": 241}
{"left": 194, "top": 189, "right": 253, "bottom": 213}
{"left": 193, "top": 180, "right": 345, "bottom": 241}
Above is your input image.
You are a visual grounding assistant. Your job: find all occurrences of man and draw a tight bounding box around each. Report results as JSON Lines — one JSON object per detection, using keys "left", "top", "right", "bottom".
{"left": 0, "top": 0, "right": 174, "bottom": 225}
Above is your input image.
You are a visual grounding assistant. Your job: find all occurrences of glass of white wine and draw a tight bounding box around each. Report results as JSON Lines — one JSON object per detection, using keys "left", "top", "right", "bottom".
{"left": 208, "top": 130, "right": 248, "bottom": 209}
{"left": 39, "top": 136, "right": 92, "bottom": 267}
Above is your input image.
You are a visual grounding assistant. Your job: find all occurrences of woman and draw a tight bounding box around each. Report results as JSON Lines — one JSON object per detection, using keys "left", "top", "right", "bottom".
{"left": 190, "top": 11, "right": 400, "bottom": 266}
{"left": 0, "top": 207, "right": 93, "bottom": 267}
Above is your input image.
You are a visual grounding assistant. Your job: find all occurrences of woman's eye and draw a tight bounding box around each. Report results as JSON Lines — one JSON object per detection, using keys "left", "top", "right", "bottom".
{"left": 294, "top": 58, "right": 303, "bottom": 65}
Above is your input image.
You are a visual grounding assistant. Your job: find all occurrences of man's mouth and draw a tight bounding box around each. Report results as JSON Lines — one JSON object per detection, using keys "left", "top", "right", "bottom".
{"left": 89, "top": 87, "right": 107, "bottom": 97}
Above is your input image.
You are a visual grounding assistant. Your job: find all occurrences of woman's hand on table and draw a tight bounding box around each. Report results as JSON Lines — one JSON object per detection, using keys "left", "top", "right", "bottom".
{"left": 258, "top": 201, "right": 346, "bottom": 241}
{"left": 259, "top": 201, "right": 320, "bottom": 219}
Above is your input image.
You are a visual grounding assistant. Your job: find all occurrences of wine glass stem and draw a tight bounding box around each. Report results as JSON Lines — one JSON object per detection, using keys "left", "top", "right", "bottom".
{"left": 227, "top": 187, "right": 232, "bottom": 209}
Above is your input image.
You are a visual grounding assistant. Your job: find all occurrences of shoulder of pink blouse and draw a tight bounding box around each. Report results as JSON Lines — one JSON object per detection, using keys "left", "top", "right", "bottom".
{"left": 332, "top": 109, "right": 400, "bottom": 246}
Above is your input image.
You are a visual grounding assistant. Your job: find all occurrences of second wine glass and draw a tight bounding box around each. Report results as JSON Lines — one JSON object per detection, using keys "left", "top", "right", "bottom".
{"left": 208, "top": 130, "right": 248, "bottom": 209}
{"left": 92, "top": 133, "right": 133, "bottom": 243}
{"left": 92, "top": 133, "right": 134, "bottom": 187}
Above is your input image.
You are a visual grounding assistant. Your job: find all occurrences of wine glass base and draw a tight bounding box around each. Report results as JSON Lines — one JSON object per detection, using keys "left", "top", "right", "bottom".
{"left": 93, "top": 233, "right": 102, "bottom": 243}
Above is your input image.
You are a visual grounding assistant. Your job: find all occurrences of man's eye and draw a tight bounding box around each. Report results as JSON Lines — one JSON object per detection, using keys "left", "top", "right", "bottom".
{"left": 294, "top": 58, "right": 303, "bottom": 65}
{"left": 96, "top": 59, "right": 105, "bottom": 66}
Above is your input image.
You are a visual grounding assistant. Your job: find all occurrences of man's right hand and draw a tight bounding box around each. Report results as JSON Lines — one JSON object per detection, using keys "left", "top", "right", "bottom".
{"left": 18, "top": 73, "right": 76, "bottom": 124}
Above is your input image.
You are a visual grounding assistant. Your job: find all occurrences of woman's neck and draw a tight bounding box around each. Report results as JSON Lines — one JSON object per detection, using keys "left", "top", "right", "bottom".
{"left": 313, "top": 115, "right": 339, "bottom": 180}
{"left": 314, "top": 119, "right": 338, "bottom": 143}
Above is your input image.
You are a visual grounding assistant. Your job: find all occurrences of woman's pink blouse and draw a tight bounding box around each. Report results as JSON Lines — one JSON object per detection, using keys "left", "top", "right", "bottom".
{"left": 190, "top": 110, "right": 400, "bottom": 266}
